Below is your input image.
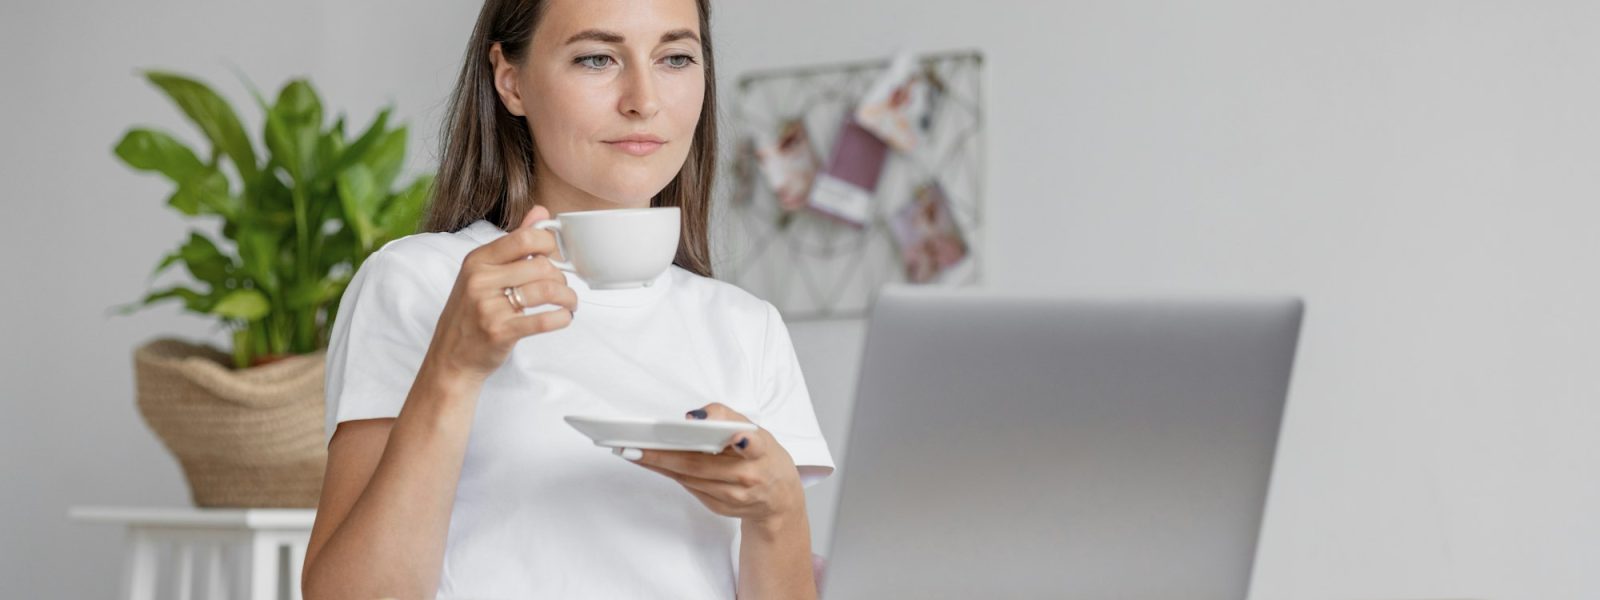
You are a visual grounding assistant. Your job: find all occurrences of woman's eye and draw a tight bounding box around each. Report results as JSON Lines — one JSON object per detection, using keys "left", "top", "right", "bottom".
{"left": 575, "top": 55, "right": 614, "bottom": 70}
{"left": 576, "top": 54, "right": 698, "bottom": 71}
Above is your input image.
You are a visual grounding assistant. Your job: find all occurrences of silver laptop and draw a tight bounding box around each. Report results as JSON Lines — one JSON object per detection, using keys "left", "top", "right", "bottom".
{"left": 821, "top": 287, "right": 1304, "bottom": 599}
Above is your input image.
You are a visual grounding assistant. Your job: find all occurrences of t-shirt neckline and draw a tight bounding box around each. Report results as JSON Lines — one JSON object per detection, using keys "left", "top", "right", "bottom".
{"left": 460, "top": 218, "right": 672, "bottom": 308}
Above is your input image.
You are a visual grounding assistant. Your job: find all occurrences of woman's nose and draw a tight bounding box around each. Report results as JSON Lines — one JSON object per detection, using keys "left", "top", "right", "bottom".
{"left": 619, "top": 63, "right": 661, "bottom": 119}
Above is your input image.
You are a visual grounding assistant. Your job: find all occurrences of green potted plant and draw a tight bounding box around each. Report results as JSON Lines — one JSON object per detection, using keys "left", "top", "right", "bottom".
{"left": 112, "top": 70, "right": 433, "bottom": 507}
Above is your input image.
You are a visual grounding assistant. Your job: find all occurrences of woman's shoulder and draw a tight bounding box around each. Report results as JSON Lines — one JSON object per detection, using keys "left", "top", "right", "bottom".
{"left": 352, "top": 228, "right": 479, "bottom": 297}
{"left": 374, "top": 227, "right": 480, "bottom": 270}
{"left": 363, "top": 227, "right": 480, "bottom": 280}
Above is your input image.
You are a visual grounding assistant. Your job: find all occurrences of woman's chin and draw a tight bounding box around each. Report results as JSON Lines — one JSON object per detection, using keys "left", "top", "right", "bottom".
{"left": 575, "top": 191, "right": 656, "bottom": 210}
{"left": 590, "top": 182, "right": 676, "bottom": 207}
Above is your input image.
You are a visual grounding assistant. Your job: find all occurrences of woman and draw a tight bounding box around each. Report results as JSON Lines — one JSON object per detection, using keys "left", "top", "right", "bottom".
{"left": 300, "top": 1, "right": 834, "bottom": 598}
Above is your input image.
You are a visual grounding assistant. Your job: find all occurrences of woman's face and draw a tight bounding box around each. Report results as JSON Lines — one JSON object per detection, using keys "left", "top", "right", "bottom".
{"left": 493, "top": 0, "right": 706, "bottom": 211}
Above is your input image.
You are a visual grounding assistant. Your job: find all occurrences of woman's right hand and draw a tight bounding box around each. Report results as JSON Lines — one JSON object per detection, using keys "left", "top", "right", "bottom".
{"left": 424, "top": 204, "right": 578, "bottom": 381}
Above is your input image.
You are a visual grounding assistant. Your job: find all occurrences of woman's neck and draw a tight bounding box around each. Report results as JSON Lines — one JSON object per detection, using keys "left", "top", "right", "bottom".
{"left": 531, "top": 162, "right": 650, "bottom": 217}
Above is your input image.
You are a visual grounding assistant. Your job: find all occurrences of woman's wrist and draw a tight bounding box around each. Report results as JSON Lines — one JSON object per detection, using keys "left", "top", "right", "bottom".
{"left": 417, "top": 354, "right": 486, "bottom": 399}
{"left": 742, "top": 482, "right": 810, "bottom": 542}
{"left": 743, "top": 507, "right": 809, "bottom": 543}
{"left": 396, "top": 359, "right": 485, "bottom": 443}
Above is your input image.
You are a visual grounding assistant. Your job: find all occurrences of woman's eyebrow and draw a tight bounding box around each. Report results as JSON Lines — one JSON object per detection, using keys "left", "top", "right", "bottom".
{"left": 564, "top": 28, "right": 701, "bottom": 46}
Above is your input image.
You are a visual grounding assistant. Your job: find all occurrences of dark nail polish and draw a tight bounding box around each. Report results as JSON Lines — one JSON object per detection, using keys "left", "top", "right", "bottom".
{"left": 736, "top": 437, "right": 748, "bottom": 449}
{"left": 686, "top": 409, "right": 708, "bottom": 420}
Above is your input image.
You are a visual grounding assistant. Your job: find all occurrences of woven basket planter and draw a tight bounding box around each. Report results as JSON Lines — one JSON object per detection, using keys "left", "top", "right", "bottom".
{"left": 132, "top": 338, "right": 326, "bottom": 508}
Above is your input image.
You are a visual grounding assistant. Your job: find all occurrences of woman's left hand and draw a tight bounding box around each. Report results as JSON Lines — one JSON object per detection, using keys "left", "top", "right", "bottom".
{"left": 621, "top": 402, "right": 805, "bottom": 525}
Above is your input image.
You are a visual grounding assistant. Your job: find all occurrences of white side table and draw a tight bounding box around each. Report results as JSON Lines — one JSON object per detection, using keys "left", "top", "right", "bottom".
{"left": 69, "top": 506, "right": 315, "bottom": 600}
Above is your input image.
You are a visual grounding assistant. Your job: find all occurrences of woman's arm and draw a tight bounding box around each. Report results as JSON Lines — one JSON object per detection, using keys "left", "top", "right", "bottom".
{"left": 301, "top": 362, "right": 482, "bottom": 598}
{"left": 628, "top": 403, "right": 818, "bottom": 600}
{"left": 738, "top": 508, "right": 818, "bottom": 599}
{"left": 301, "top": 205, "right": 577, "bottom": 599}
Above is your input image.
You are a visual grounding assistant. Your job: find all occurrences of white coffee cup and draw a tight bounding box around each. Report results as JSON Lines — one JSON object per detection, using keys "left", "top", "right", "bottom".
{"left": 531, "top": 206, "right": 680, "bottom": 289}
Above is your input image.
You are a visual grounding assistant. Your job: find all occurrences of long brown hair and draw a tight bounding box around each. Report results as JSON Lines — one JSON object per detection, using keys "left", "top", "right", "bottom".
{"left": 422, "top": 0, "right": 717, "bottom": 278}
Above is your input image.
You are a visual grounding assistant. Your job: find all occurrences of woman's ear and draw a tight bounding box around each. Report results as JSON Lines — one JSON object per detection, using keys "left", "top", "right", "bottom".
{"left": 489, "top": 42, "right": 527, "bottom": 117}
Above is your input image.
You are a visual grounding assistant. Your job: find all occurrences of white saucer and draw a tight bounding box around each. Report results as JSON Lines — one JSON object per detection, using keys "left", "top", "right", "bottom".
{"left": 563, "top": 415, "right": 758, "bottom": 454}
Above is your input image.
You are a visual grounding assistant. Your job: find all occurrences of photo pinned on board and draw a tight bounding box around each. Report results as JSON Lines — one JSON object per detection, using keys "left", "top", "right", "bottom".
{"left": 730, "top": 136, "right": 758, "bottom": 208}
{"left": 888, "top": 181, "right": 969, "bottom": 283}
{"left": 751, "top": 118, "right": 821, "bottom": 224}
{"left": 808, "top": 115, "right": 890, "bottom": 228}
{"left": 856, "top": 50, "right": 946, "bottom": 153}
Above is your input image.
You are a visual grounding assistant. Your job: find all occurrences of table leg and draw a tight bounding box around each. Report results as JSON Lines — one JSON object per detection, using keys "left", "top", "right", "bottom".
{"left": 245, "top": 532, "right": 278, "bottom": 600}
{"left": 173, "top": 541, "right": 194, "bottom": 600}
{"left": 120, "top": 529, "right": 158, "bottom": 600}
{"left": 204, "top": 542, "right": 227, "bottom": 600}
{"left": 287, "top": 538, "right": 307, "bottom": 600}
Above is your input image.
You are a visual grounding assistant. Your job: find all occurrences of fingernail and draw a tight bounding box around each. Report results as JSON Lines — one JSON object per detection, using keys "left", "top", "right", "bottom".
{"left": 617, "top": 447, "right": 642, "bottom": 461}
{"left": 686, "top": 409, "right": 708, "bottom": 420}
{"left": 736, "top": 437, "right": 748, "bottom": 450}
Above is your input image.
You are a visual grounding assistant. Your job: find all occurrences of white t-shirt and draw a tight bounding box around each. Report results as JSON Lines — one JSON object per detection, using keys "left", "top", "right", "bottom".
{"left": 323, "top": 218, "right": 835, "bottom": 599}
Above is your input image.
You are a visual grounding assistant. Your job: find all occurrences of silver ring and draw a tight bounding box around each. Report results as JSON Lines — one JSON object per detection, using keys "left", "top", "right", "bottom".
{"left": 503, "top": 286, "right": 525, "bottom": 311}
{"left": 512, "top": 286, "right": 528, "bottom": 310}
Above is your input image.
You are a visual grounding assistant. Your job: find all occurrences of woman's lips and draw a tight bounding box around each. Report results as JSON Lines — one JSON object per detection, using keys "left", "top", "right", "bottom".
{"left": 606, "top": 141, "right": 664, "bottom": 156}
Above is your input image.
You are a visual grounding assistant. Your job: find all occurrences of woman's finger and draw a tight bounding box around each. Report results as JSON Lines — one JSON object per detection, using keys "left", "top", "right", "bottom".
{"left": 682, "top": 486, "right": 738, "bottom": 516}
{"left": 502, "top": 307, "right": 574, "bottom": 339}
{"left": 507, "top": 278, "right": 579, "bottom": 315}
{"left": 633, "top": 461, "right": 726, "bottom": 490}
{"left": 665, "top": 471, "right": 756, "bottom": 507}
{"left": 467, "top": 219, "right": 560, "bottom": 267}
{"left": 684, "top": 404, "right": 766, "bottom": 460}
{"left": 470, "top": 254, "right": 563, "bottom": 293}
{"left": 685, "top": 402, "right": 752, "bottom": 424}
{"left": 631, "top": 458, "right": 741, "bottom": 503}
{"left": 639, "top": 463, "right": 747, "bottom": 514}
{"left": 724, "top": 430, "right": 765, "bottom": 461}
{"left": 632, "top": 448, "right": 743, "bottom": 483}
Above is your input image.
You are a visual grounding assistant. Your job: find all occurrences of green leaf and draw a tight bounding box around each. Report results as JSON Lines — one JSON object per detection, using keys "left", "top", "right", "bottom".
{"left": 233, "top": 67, "right": 270, "bottom": 118}
{"left": 149, "top": 251, "right": 181, "bottom": 280}
{"left": 114, "top": 128, "right": 207, "bottom": 183}
{"left": 314, "top": 107, "right": 391, "bottom": 187}
{"left": 336, "top": 164, "right": 380, "bottom": 250}
{"left": 377, "top": 174, "right": 433, "bottom": 239}
{"left": 212, "top": 288, "right": 271, "bottom": 320}
{"left": 317, "top": 227, "right": 358, "bottom": 272}
{"left": 285, "top": 278, "right": 340, "bottom": 310}
{"left": 316, "top": 116, "right": 347, "bottom": 179}
{"left": 177, "top": 231, "right": 232, "bottom": 286}
{"left": 144, "top": 71, "right": 259, "bottom": 181}
{"left": 275, "top": 80, "right": 323, "bottom": 125}
{"left": 236, "top": 225, "right": 282, "bottom": 293}
{"left": 363, "top": 127, "right": 408, "bottom": 193}
{"left": 117, "top": 285, "right": 213, "bottom": 315}
{"left": 264, "top": 80, "right": 323, "bottom": 181}
{"left": 165, "top": 169, "right": 235, "bottom": 218}
{"left": 251, "top": 170, "right": 296, "bottom": 213}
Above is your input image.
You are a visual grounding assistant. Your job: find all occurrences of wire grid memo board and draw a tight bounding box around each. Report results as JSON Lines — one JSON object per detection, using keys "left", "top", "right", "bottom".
{"left": 712, "top": 50, "right": 986, "bottom": 320}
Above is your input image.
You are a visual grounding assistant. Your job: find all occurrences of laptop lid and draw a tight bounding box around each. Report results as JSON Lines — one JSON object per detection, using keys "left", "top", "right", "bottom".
{"left": 821, "top": 287, "right": 1304, "bottom": 599}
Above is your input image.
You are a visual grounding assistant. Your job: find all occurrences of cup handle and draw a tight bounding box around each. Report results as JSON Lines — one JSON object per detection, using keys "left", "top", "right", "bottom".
{"left": 531, "top": 220, "right": 576, "bottom": 272}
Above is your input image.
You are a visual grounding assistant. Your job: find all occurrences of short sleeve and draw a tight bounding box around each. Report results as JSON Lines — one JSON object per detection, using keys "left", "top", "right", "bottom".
{"left": 754, "top": 302, "right": 836, "bottom": 488}
{"left": 323, "top": 248, "right": 444, "bottom": 445}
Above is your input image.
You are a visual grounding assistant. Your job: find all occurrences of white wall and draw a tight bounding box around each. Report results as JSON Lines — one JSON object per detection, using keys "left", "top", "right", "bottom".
{"left": 0, "top": 2, "right": 476, "bottom": 598}
{"left": 724, "top": 2, "right": 1600, "bottom": 599}
{"left": 4, "top": 1, "right": 1597, "bottom": 599}
{"left": 3, "top": 2, "right": 319, "bottom": 598}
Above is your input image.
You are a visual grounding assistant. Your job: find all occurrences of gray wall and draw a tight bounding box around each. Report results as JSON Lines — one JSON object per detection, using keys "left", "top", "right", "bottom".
{"left": 4, "top": 1, "right": 1597, "bottom": 599}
